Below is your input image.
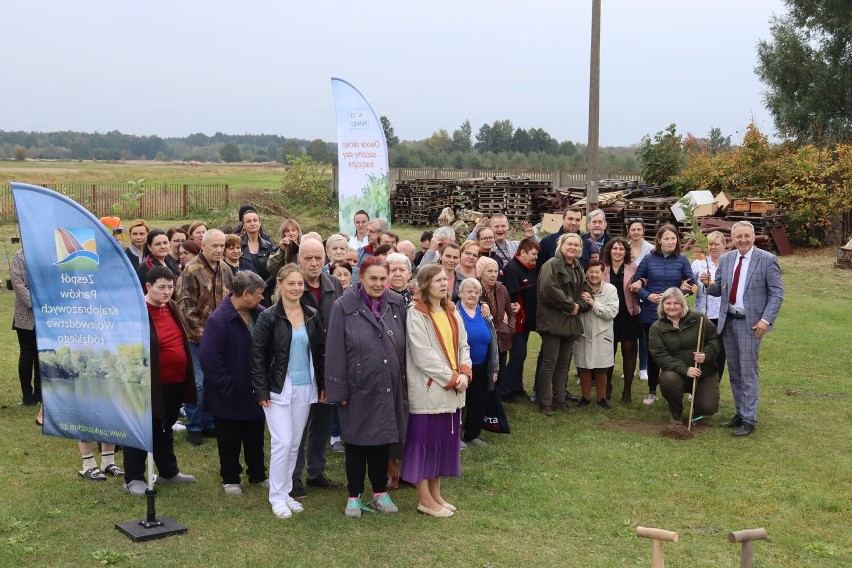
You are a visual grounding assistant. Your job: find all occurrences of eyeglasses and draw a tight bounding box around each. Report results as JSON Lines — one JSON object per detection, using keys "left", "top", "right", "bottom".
{"left": 462, "top": 251, "right": 479, "bottom": 258}
{"left": 479, "top": 236, "right": 495, "bottom": 241}
{"left": 627, "top": 218, "right": 644, "bottom": 225}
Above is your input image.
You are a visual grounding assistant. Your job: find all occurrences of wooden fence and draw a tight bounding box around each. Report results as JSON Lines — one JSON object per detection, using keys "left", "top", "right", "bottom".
{"left": 0, "top": 183, "right": 268, "bottom": 223}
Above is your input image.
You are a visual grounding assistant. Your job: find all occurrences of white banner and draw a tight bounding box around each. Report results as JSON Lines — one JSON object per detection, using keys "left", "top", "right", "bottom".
{"left": 331, "top": 77, "right": 390, "bottom": 235}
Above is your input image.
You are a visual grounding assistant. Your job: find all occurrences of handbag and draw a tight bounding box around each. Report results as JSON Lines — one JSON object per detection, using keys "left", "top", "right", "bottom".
{"left": 482, "top": 389, "right": 511, "bottom": 434}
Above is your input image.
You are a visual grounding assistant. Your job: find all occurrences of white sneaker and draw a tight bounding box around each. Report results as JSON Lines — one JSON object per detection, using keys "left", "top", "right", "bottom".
{"left": 273, "top": 503, "right": 292, "bottom": 519}
{"left": 172, "top": 422, "right": 186, "bottom": 432}
{"left": 285, "top": 497, "right": 304, "bottom": 513}
{"left": 687, "top": 394, "right": 693, "bottom": 402}
{"left": 223, "top": 483, "right": 242, "bottom": 496}
{"left": 639, "top": 370, "right": 649, "bottom": 381}
{"left": 643, "top": 393, "right": 656, "bottom": 405}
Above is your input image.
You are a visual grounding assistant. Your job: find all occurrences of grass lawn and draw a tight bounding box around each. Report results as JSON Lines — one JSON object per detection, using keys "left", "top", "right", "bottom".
{"left": 0, "top": 238, "right": 849, "bottom": 567}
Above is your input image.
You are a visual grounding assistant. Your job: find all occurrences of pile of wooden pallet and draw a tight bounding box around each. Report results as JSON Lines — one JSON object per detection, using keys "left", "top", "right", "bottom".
{"left": 622, "top": 196, "right": 679, "bottom": 236}
{"left": 391, "top": 177, "right": 553, "bottom": 226}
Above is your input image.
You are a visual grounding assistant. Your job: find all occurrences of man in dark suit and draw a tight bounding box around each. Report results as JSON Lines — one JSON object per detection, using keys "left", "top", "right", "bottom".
{"left": 701, "top": 221, "right": 783, "bottom": 437}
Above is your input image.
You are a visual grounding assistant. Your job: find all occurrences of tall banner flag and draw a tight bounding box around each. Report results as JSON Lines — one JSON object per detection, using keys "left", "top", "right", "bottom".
{"left": 331, "top": 77, "right": 390, "bottom": 235}
{"left": 12, "top": 183, "right": 152, "bottom": 452}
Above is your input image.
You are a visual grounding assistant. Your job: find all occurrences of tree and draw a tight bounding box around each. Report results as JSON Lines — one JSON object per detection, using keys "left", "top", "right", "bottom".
{"left": 281, "top": 139, "right": 302, "bottom": 163}
{"left": 451, "top": 119, "right": 472, "bottom": 153}
{"left": 755, "top": 0, "right": 852, "bottom": 145}
{"left": 13, "top": 146, "right": 27, "bottom": 161}
{"left": 708, "top": 127, "right": 732, "bottom": 155}
{"left": 307, "top": 138, "right": 328, "bottom": 162}
{"left": 281, "top": 155, "right": 331, "bottom": 208}
{"left": 220, "top": 142, "right": 241, "bottom": 163}
{"left": 511, "top": 128, "right": 531, "bottom": 153}
{"left": 636, "top": 123, "right": 685, "bottom": 186}
{"left": 380, "top": 115, "right": 399, "bottom": 147}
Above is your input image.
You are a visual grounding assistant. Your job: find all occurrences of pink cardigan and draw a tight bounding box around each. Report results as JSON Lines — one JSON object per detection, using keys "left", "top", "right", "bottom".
{"left": 604, "top": 262, "right": 641, "bottom": 316}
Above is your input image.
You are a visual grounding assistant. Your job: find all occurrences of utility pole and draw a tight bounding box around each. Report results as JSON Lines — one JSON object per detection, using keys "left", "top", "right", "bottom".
{"left": 586, "top": 0, "right": 601, "bottom": 214}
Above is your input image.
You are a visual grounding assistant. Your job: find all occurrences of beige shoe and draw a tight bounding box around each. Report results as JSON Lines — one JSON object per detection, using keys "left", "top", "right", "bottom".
{"left": 439, "top": 501, "right": 457, "bottom": 512}
{"left": 417, "top": 503, "right": 453, "bottom": 517}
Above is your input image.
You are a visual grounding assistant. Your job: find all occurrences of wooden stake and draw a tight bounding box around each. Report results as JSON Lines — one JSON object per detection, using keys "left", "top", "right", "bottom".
{"left": 636, "top": 526, "right": 679, "bottom": 568}
{"left": 688, "top": 315, "right": 705, "bottom": 431}
{"left": 728, "top": 528, "right": 767, "bottom": 568}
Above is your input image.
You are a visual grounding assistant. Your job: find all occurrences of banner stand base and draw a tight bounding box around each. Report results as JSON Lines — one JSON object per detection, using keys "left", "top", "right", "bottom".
{"left": 115, "top": 487, "right": 187, "bottom": 542}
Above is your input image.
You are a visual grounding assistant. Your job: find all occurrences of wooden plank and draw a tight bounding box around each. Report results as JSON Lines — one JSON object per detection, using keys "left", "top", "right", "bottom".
{"left": 769, "top": 227, "right": 794, "bottom": 256}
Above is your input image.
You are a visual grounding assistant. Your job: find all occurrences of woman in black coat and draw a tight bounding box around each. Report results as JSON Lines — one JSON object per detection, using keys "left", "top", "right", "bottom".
{"left": 325, "top": 257, "right": 407, "bottom": 518}
{"left": 251, "top": 264, "right": 325, "bottom": 520}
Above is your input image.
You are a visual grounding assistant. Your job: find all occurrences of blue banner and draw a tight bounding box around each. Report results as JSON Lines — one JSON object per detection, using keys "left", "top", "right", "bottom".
{"left": 331, "top": 77, "right": 390, "bottom": 235}
{"left": 12, "top": 183, "right": 152, "bottom": 452}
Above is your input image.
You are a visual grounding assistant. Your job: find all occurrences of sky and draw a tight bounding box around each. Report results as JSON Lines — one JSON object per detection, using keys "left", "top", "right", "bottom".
{"left": 3, "top": 0, "right": 788, "bottom": 147}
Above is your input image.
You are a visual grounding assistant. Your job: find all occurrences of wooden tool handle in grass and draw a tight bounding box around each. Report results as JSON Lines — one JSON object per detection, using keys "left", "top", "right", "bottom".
{"left": 636, "top": 527, "right": 679, "bottom": 542}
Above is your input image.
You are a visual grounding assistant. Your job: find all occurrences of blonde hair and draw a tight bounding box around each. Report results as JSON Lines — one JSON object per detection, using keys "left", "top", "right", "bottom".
{"left": 272, "top": 264, "right": 305, "bottom": 304}
{"left": 657, "top": 287, "right": 689, "bottom": 319}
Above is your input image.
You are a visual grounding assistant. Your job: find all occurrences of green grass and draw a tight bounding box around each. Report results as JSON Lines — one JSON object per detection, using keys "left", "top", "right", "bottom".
{"left": 0, "top": 250, "right": 849, "bottom": 567}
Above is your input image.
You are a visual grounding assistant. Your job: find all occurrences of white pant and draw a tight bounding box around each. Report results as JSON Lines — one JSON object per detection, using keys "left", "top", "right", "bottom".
{"left": 263, "top": 384, "right": 313, "bottom": 507}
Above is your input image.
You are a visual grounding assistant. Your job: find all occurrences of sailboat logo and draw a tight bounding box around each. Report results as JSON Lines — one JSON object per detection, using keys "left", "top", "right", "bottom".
{"left": 54, "top": 228, "right": 99, "bottom": 271}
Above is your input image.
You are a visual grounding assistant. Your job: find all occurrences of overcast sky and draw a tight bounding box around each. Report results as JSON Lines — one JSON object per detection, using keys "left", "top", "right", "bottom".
{"left": 3, "top": 0, "right": 787, "bottom": 146}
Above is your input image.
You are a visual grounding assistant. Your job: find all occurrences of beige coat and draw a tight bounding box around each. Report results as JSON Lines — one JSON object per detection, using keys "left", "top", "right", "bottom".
{"left": 406, "top": 300, "right": 472, "bottom": 414}
{"left": 573, "top": 282, "right": 619, "bottom": 369}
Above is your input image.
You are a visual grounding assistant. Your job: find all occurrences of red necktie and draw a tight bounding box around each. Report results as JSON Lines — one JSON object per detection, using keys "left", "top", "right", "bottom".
{"left": 729, "top": 255, "right": 745, "bottom": 305}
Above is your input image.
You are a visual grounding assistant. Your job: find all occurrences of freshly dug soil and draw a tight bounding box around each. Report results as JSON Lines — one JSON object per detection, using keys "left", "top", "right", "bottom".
{"left": 659, "top": 424, "right": 694, "bottom": 439}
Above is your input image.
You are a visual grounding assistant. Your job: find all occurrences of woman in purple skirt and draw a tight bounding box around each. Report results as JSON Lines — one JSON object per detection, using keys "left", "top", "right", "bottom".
{"left": 401, "top": 263, "right": 472, "bottom": 518}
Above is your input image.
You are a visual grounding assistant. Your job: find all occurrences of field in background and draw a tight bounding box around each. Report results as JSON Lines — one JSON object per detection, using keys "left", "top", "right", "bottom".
{"left": 0, "top": 160, "right": 289, "bottom": 186}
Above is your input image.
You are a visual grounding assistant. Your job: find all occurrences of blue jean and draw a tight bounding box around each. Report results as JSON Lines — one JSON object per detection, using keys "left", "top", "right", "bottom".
{"left": 184, "top": 342, "right": 215, "bottom": 433}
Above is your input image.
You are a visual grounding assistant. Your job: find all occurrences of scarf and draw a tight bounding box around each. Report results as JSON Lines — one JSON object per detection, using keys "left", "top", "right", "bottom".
{"left": 359, "top": 284, "right": 386, "bottom": 320}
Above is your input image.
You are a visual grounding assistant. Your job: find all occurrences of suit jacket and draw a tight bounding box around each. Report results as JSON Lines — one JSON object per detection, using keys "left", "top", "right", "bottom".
{"left": 707, "top": 247, "right": 783, "bottom": 333}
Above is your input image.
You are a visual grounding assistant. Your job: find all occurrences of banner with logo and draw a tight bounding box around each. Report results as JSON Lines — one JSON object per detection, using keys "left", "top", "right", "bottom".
{"left": 12, "top": 183, "right": 152, "bottom": 452}
{"left": 331, "top": 77, "right": 390, "bottom": 235}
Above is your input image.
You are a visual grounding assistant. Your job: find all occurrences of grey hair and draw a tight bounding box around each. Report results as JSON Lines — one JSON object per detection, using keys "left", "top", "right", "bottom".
{"left": 730, "top": 221, "right": 755, "bottom": 235}
{"left": 459, "top": 277, "right": 482, "bottom": 294}
{"left": 202, "top": 228, "right": 224, "bottom": 242}
{"left": 325, "top": 233, "right": 348, "bottom": 253}
{"left": 232, "top": 271, "right": 266, "bottom": 297}
{"left": 385, "top": 252, "right": 412, "bottom": 272}
{"left": 372, "top": 218, "right": 389, "bottom": 232}
{"left": 656, "top": 287, "right": 689, "bottom": 319}
{"left": 587, "top": 209, "right": 605, "bottom": 221}
{"left": 433, "top": 226, "right": 456, "bottom": 242}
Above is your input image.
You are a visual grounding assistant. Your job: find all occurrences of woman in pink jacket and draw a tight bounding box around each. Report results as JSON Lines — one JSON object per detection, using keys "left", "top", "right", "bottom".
{"left": 602, "top": 237, "right": 642, "bottom": 403}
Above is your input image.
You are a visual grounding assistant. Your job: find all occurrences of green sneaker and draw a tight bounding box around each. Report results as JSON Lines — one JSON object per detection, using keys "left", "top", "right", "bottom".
{"left": 371, "top": 493, "right": 399, "bottom": 513}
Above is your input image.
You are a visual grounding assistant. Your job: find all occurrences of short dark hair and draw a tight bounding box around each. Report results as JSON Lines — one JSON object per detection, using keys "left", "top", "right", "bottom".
{"left": 167, "top": 227, "right": 188, "bottom": 240}
{"left": 517, "top": 237, "right": 541, "bottom": 253}
{"left": 419, "top": 231, "right": 433, "bottom": 243}
{"left": 586, "top": 259, "right": 604, "bottom": 272}
{"left": 146, "top": 266, "right": 175, "bottom": 286}
{"left": 378, "top": 231, "right": 399, "bottom": 245}
{"left": 232, "top": 271, "right": 265, "bottom": 296}
{"left": 374, "top": 243, "right": 397, "bottom": 256}
{"left": 602, "top": 237, "right": 632, "bottom": 265}
{"left": 563, "top": 206, "right": 582, "bottom": 218}
{"left": 330, "top": 260, "right": 353, "bottom": 275}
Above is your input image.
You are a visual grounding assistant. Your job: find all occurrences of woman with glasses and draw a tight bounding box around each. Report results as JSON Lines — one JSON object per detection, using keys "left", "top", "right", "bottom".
{"left": 476, "top": 227, "right": 504, "bottom": 273}
{"left": 457, "top": 241, "right": 481, "bottom": 279}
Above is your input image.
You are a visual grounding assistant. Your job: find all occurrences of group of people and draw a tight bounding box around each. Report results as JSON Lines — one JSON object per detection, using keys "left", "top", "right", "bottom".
{"left": 12, "top": 202, "right": 783, "bottom": 520}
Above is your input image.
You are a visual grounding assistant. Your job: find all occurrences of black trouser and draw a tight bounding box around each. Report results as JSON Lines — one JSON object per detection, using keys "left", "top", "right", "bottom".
{"left": 709, "top": 319, "right": 727, "bottom": 378}
{"left": 123, "top": 383, "right": 183, "bottom": 483}
{"left": 345, "top": 443, "right": 391, "bottom": 497}
{"left": 463, "top": 362, "right": 489, "bottom": 442}
{"left": 643, "top": 321, "right": 661, "bottom": 394}
{"left": 214, "top": 415, "right": 267, "bottom": 485}
{"left": 293, "top": 402, "right": 334, "bottom": 483}
{"left": 15, "top": 328, "right": 40, "bottom": 402}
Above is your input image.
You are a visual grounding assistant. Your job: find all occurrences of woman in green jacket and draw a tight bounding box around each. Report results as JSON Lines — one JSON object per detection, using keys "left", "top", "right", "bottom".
{"left": 649, "top": 288, "right": 721, "bottom": 425}
{"left": 535, "top": 233, "right": 588, "bottom": 416}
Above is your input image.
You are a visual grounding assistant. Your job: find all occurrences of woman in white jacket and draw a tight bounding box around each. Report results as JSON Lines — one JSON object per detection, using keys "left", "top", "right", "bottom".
{"left": 401, "top": 263, "right": 472, "bottom": 518}
{"left": 574, "top": 260, "right": 619, "bottom": 409}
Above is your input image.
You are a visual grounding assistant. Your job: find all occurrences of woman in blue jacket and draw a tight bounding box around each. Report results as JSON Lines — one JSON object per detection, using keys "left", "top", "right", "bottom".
{"left": 630, "top": 224, "right": 693, "bottom": 406}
